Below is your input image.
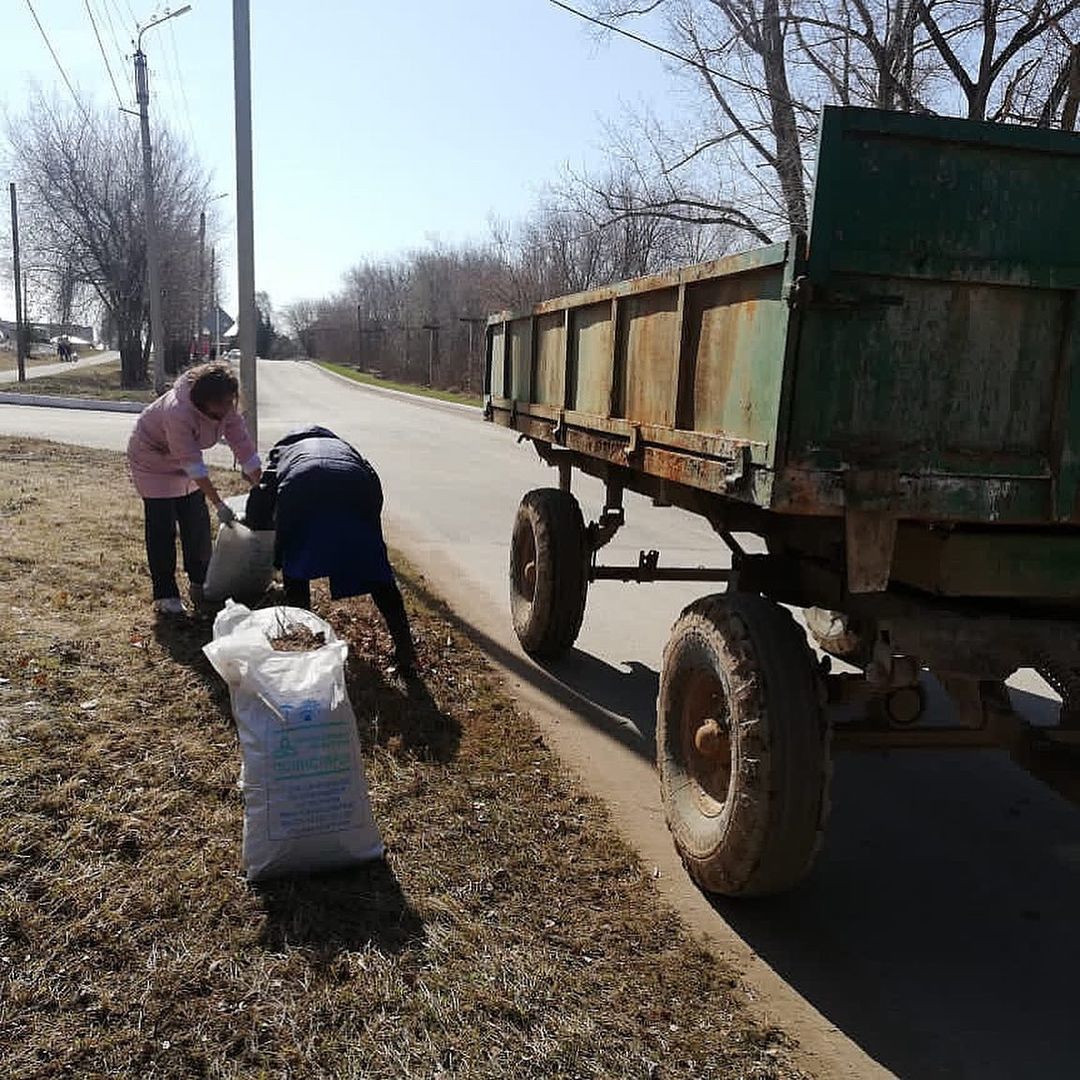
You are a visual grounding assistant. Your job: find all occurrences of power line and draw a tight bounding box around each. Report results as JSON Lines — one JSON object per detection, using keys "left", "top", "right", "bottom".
{"left": 547, "top": 0, "right": 802, "bottom": 108}
{"left": 167, "top": 20, "right": 198, "bottom": 150}
{"left": 23, "top": 0, "right": 91, "bottom": 120}
{"left": 99, "top": 0, "right": 134, "bottom": 99}
{"left": 84, "top": 0, "right": 124, "bottom": 107}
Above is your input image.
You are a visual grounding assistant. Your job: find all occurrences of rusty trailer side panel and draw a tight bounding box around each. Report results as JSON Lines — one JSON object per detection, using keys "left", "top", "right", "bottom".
{"left": 487, "top": 241, "right": 792, "bottom": 475}
{"left": 486, "top": 106, "right": 1080, "bottom": 539}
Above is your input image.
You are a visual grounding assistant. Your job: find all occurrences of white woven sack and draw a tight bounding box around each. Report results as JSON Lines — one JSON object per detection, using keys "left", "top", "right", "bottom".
{"left": 203, "top": 602, "right": 384, "bottom": 881}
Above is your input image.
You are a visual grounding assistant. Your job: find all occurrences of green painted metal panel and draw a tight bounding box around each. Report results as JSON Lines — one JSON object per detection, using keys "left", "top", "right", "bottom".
{"left": 808, "top": 106, "right": 1080, "bottom": 289}
{"left": 788, "top": 276, "right": 1067, "bottom": 475}
{"left": 686, "top": 264, "right": 788, "bottom": 457}
{"left": 485, "top": 107, "right": 1080, "bottom": 528}
{"left": 892, "top": 527, "right": 1080, "bottom": 598}
{"left": 786, "top": 106, "right": 1080, "bottom": 521}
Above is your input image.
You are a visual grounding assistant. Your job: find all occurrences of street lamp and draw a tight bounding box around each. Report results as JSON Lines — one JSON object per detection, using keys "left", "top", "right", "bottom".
{"left": 135, "top": 4, "right": 193, "bottom": 393}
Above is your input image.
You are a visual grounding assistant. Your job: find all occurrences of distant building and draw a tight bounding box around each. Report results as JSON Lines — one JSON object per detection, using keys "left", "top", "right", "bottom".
{"left": 0, "top": 318, "right": 95, "bottom": 344}
{"left": 195, "top": 306, "right": 235, "bottom": 357}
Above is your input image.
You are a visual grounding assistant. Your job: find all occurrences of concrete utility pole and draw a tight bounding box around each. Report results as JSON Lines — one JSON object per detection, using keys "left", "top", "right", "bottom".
{"left": 8, "top": 183, "right": 26, "bottom": 383}
{"left": 134, "top": 45, "right": 165, "bottom": 393}
{"left": 135, "top": 6, "right": 191, "bottom": 394}
{"left": 233, "top": 0, "right": 258, "bottom": 445}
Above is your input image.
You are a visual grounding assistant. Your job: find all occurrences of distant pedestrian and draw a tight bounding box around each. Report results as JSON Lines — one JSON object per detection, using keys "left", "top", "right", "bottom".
{"left": 245, "top": 425, "right": 416, "bottom": 674}
{"left": 126, "top": 362, "right": 261, "bottom": 615}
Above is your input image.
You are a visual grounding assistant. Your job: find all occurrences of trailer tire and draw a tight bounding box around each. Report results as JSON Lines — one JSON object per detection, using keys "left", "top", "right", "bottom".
{"left": 510, "top": 488, "right": 588, "bottom": 658}
{"left": 804, "top": 607, "right": 876, "bottom": 669}
{"left": 657, "top": 593, "right": 831, "bottom": 898}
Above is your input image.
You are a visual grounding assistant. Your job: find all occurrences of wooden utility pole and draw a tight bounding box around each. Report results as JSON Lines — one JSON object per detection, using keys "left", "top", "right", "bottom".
{"left": 422, "top": 323, "right": 440, "bottom": 387}
{"left": 459, "top": 316, "right": 485, "bottom": 394}
{"left": 195, "top": 210, "right": 206, "bottom": 363}
{"left": 8, "top": 183, "right": 26, "bottom": 383}
{"left": 210, "top": 247, "right": 219, "bottom": 359}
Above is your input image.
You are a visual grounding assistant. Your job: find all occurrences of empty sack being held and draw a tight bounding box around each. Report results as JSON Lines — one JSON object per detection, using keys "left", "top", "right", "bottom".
{"left": 202, "top": 495, "right": 276, "bottom": 604}
{"left": 203, "top": 602, "right": 384, "bottom": 881}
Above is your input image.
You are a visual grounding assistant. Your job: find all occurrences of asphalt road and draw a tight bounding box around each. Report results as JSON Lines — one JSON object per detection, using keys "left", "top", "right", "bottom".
{"left": 3, "top": 360, "right": 1079, "bottom": 1079}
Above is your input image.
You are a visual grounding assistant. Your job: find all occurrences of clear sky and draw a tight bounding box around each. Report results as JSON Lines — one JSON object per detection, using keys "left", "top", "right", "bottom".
{"left": 1, "top": 0, "right": 680, "bottom": 321}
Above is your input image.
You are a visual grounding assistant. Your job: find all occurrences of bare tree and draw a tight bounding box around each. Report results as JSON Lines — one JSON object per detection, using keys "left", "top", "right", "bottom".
{"left": 594, "top": 0, "right": 1079, "bottom": 240}
{"left": 282, "top": 298, "right": 326, "bottom": 358}
{"left": 6, "top": 93, "right": 214, "bottom": 386}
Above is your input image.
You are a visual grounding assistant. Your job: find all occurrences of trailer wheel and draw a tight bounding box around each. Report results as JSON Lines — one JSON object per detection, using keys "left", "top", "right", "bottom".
{"left": 657, "top": 593, "right": 831, "bottom": 897}
{"left": 804, "top": 607, "right": 876, "bottom": 669}
{"left": 510, "top": 488, "right": 588, "bottom": 658}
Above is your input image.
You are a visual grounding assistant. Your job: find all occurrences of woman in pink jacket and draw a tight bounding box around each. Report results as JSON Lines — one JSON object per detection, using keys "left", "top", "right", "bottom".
{"left": 127, "top": 363, "right": 261, "bottom": 615}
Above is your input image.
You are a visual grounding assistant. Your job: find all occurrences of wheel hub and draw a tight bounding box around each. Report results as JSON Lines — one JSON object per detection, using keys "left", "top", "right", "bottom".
{"left": 694, "top": 718, "right": 726, "bottom": 757}
{"left": 680, "top": 669, "right": 733, "bottom": 815}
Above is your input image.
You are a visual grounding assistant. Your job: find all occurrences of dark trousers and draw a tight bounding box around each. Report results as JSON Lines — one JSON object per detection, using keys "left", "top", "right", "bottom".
{"left": 143, "top": 492, "right": 212, "bottom": 600}
{"left": 283, "top": 575, "right": 414, "bottom": 662}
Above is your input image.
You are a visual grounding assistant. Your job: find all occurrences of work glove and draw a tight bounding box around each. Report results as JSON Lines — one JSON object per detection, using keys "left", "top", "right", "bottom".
{"left": 216, "top": 503, "right": 237, "bottom": 526}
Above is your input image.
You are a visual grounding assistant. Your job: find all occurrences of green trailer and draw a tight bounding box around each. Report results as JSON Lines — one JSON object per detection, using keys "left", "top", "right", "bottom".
{"left": 484, "top": 106, "right": 1080, "bottom": 898}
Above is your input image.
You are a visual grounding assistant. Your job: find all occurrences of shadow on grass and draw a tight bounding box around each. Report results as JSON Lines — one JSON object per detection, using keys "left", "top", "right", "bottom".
{"left": 255, "top": 857, "right": 425, "bottom": 957}
{"left": 149, "top": 598, "right": 462, "bottom": 763}
{"left": 151, "top": 611, "right": 232, "bottom": 714}
{"left": 344, "top": 652, "right": 461, "bottom": 763}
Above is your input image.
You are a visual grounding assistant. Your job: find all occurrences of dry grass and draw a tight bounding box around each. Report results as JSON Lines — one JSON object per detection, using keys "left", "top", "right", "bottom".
{"left": 0, "top": 438, "right": 807, "bottom": 1079}
{"left": 13, "top": 359, "right": 156, "bottom": 402}
{"left": 319, "top": 361, "right": 482, "bottom": 408}
{"left": 0, "top": 347, "right": 58, "bottom": 372}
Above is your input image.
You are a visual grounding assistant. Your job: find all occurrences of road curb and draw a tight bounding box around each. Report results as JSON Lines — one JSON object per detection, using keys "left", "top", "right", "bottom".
{"left": 0, "top": 392, "right": 145, "bottom": 414}
{"left": 303, "top": 360, "right": 481, "bottom": 416}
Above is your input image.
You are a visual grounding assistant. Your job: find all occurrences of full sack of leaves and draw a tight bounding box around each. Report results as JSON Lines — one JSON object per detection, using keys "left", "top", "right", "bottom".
{"left": 203, "top": 602, "right": 384, "bottom": 881}
{"left": 202, "top": 495, "right": 276, "bottom": 604}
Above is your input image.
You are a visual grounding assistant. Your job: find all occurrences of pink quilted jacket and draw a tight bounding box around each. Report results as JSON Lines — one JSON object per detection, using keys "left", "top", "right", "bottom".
{"left": 126, "top": 373, "right": 259, "bottom": 499}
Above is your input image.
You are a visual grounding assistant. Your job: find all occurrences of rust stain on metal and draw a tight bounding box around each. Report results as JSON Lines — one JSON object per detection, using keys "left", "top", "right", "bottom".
{"left": 571, "top": 302, "right": 614, "bottom": 415}
{"left": 534, "top": 311, "right": 565, "bottom": 406}
{"left": 622, "top": 288, "right": 680, "bottom": 427}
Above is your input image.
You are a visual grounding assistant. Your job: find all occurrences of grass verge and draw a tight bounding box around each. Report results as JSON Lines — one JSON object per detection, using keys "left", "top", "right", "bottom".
{"left": 318, "top": 361, "right": 482, "bottom": 408}
{"left": 11, "top": 359, "right": 155, "bottom": 403}
{"left": 0, "top": 438, "right": 806, "bottom": 1079}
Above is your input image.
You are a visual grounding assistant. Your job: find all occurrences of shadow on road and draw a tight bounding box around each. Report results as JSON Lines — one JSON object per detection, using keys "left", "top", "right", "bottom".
{"left": 394, "top": 564, "right": 1080, "bottom": 1076}
{"left": 716, "top": 744, "right": 1080, "bottom": 1079}
{"left": 548, "top": 650, "right": 660, "bottom": 751}
{"left": 397, "top": 568, "right": 655, "bottom": 761}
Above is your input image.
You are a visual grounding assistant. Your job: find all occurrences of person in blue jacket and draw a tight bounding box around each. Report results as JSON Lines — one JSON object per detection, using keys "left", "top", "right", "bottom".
{"left": 245, "top": 425, "right": 415, "bottom": 674}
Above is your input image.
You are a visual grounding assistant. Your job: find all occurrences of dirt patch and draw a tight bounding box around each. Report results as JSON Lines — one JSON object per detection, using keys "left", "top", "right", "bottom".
{"left": 0, "top": 438, "right": 808, "bottom": 1079}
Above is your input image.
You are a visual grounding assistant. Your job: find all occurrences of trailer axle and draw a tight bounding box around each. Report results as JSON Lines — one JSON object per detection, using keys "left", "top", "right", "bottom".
{"left": 590, "top": 549, "right": 734, "bottom": 584}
